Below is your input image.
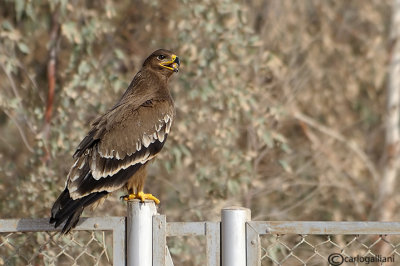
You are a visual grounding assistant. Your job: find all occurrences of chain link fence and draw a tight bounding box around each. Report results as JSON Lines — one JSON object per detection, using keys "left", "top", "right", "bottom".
{"left": 0, "top": 230, "right": 112, "bottom": 265}
{"left": 0, "top": 217, "right": 125, "bottom": 266}
{"left": 260, "top": 234, "right": 399, "bottom": 265}
{"left": 247, "top": 221, "right": 400, "bottom": 266}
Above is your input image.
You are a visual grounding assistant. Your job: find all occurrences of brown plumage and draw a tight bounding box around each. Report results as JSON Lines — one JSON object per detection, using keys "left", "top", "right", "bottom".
{"left": 50, "top": 49, "right": 180, "bottom": 233}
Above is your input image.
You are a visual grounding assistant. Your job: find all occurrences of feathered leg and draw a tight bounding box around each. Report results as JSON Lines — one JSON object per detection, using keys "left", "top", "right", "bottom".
{"left": 121, "top": 164, "right": 160, "bottom": 204}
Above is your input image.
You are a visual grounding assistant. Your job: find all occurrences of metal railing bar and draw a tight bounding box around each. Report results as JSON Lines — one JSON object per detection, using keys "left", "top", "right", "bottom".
{"left": 127, "top": 200, "right": 156, "bottom": 266}
{"left": 153, "top": 214, "right": 167, "bottom": 266}
{"left": 0, "top": 217, "right": 125, "bottom": 233}
{"left": 166, "top": 246, "right": 174, "bottom": 266}
{"left": 111, "top": 217, "right": 126, "bottom": 266}
{"left": 246, "top": 222, "right": 261, "bottom": 266}
{"left": 166, "top": 222, "right": 206, "bottom": 236}
{"left": 205, "top": 222, "right": 220, "bottom": 266}
{"left": 221, "top": 207, "right": 250, "bottom": 266}
{"left": 248, "top": 221, "right": 400, "bottom": 235}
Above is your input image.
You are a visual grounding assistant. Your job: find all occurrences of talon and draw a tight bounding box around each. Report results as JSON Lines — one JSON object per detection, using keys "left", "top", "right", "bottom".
{"left": 121, "top": 191, "right": 160, "bottom": 204}
{"left": 121, "top": 194, "right": 136, "bottom": 201}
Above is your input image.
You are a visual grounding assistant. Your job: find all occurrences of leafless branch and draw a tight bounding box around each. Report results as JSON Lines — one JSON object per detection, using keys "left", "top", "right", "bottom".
{"left": 0, "top": 62, "right": 22, "bottom": 101}
{"left": 292, "top": 110, "right": 380, "bottom": 183}
{"left": 42, "top": 9, "right": 61, "bottom": 162}
{"left": 44, "top": 11, "right": 60, "bottom": 126}
{"left": 0, "top": 62, "right": 35, "bottom": 133}
{"left": 3, "top": 109, "right": 34, "bottom": 153}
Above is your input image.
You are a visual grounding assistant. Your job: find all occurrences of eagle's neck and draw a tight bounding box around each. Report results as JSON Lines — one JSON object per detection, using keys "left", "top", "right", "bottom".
{"left": 117, "top": 69, "right": 171, "bottom": 107}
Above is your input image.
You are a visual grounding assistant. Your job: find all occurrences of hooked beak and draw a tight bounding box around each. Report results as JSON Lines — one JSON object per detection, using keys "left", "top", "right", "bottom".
{"left": 160, "top": 54, "right": 180, "bottom": 73}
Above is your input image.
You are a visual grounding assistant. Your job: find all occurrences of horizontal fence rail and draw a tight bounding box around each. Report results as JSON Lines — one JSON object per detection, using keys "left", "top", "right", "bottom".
{"left": 249, "top": 221, "right": 400, "bottom": 235}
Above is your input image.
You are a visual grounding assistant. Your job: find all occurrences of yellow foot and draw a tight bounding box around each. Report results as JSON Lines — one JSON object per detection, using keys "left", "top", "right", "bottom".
{"left": 122, "top": 191, "right": 160, "bottom": 204}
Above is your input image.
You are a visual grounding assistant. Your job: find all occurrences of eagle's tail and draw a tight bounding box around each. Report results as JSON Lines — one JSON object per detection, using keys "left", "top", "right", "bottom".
{"left": 49, "top": 188, "right": 108, "bottom": 234}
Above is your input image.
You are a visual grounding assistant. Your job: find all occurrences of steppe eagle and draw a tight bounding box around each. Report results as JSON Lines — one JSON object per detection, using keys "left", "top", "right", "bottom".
{"left": 50, "top": 49, "right": 180, "bottom": 233}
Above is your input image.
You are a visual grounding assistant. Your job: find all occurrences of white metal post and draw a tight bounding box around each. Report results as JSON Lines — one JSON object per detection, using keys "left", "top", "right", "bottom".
{"left": 127, "top": 200, "right": 157, "bottom": 266}
{"left": 221, "top": 206, "right": 251, "bottom": 266}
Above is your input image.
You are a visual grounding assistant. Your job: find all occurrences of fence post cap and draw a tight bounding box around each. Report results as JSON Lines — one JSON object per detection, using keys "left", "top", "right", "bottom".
{"left": 222, "top": 206, "right": 250, "bottom": 211}
{"left": 221, "top": 206, "right": 251, "bottom": 221}
{"left": 126, "top": 199, "right": 157, "bottom": 204}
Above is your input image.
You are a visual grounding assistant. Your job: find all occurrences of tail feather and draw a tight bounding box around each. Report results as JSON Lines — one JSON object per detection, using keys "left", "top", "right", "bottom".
{"left": 50, "top": 188, "right": 108, "bottom": 234}
{"left": 50, "top": 188, "right": 70, "bottom": 224}
{"left": 62, "top": 205, "right": 84, "bottom": 234}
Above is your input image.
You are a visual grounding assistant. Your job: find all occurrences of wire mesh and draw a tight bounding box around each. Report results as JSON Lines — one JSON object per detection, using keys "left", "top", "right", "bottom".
{"left": 0, "top": 230, "right": 112, "bottom": 266}
{"left": 260, "top": 234, "right": 400, "bottom": 266}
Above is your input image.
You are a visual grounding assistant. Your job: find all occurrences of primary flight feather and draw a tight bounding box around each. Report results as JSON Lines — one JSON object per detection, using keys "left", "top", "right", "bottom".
{"left": 50, "top": 49, "right": 180, "bottom": 233}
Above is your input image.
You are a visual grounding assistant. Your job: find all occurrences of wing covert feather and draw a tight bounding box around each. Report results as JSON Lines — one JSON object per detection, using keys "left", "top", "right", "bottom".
{"left": 66, "top": 99, "right": 174, "bottom": 199}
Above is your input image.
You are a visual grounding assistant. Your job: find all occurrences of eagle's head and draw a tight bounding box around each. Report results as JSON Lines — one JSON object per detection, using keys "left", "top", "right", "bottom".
{"left": 143, "top": 49, "right": 180, "bottom": 76}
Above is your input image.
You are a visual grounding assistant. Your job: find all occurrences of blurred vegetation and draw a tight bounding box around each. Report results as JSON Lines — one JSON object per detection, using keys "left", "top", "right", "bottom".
{"left": 0, "top": 0, "right": 397, "bottom": 264}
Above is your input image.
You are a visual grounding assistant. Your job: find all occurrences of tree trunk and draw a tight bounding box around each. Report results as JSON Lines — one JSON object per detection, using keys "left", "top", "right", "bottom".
{"left": 376, "top": 0, "right": 400, "bottom": 221}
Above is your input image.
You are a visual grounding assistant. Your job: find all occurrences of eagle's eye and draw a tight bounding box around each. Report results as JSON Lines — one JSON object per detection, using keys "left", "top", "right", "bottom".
{"left": 157, "top": 55, "right": 166, "bottom": 60}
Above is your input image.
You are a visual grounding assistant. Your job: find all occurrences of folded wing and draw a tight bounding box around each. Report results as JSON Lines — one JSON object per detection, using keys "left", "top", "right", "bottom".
{"left": 67, "top": 100, "right": 174, "bottom": 199}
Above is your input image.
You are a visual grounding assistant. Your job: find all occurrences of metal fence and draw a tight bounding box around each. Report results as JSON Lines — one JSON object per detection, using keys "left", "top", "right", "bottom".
{"left": 247, "top": 221, "right": 400, "bottom": 266}
{"left": 1, "top": 202, "right": 400, "bottom": 266}
{"left": 0, "top": 217, "right": 125, "bottom": 265}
